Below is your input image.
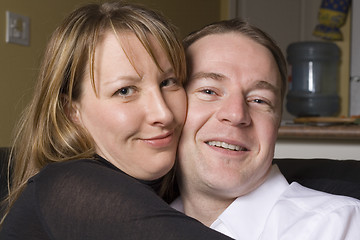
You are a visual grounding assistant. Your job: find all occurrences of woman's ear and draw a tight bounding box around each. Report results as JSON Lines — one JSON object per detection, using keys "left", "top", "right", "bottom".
{"left": 69, "top": 103, "right": 82, "bottom": 124}
{"left": 63, "top": 95, "right": 82, "bottom": 125}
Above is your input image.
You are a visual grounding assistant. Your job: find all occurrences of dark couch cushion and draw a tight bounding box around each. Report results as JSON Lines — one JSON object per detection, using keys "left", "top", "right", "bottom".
{"left": 0, "top": 147, "right": 11, "bottom": 217}
{"left": 0, "top": 148, "right": 10, "bottom": 201}
{"left": 274, "top": 158, "right": 360, "bottom": 200}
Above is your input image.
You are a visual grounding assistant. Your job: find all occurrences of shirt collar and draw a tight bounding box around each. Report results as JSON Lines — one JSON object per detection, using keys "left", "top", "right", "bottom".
{"left": 210, "top": 164, "right": 289, "bottom": 239}
{"left": 171, "top": 165, "right": 289, "bottom": 239}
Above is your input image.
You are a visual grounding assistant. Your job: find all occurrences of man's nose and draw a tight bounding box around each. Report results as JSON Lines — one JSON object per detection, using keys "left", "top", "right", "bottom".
{"left": 215, "top": 94, "right": 251, "bottom": 126}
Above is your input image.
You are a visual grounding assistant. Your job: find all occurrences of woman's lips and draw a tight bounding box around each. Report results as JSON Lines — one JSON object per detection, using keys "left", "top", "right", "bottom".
{"left": 142, "top": 131, "right": 174, "bottom": 148}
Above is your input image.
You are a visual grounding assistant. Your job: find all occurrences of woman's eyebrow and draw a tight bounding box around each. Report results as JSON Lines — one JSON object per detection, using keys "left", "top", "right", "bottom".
{"left": 161, "top": 67, "right": 175, "bottom": 77}
{"left": 102, "top": 75, "right": 140, "bottom": 85}
{"left": 102, "top": 68, "right": 176, "bottom": 86}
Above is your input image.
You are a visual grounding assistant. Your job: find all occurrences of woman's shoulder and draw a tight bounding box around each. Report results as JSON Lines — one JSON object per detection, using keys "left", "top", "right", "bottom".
{"left": 29, "top": 156, "right": 144, "bottom": 197}
{"left": 33, "top": 156, "right": 122, "bottom": 178}
{"left": 29, "top": 158, "right": 102, "bottom": 193}
{"left": 32, "top": 158, "right": 108, "bottom": 180}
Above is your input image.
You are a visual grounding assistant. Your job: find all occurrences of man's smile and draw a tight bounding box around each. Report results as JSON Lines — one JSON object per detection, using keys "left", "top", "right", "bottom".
{"left": 206, "top": 141, "right": 248, "bottom": 151}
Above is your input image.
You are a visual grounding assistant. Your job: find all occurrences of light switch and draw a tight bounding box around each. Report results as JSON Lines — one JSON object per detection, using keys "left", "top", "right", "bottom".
{"left": 6, "top": 11, "right": 30, "bottom": 46}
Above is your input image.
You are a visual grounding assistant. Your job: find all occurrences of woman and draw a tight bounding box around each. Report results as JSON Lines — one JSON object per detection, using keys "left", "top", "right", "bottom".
{"left": 0, "top": 1, "right": 232, "bottom": 239}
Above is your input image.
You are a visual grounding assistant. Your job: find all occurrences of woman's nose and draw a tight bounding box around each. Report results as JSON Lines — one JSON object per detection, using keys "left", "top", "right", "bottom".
{"left": 215, "top": 94, "right": 251, "bottom": 126}
{"left": 144, "top": 89, "right": 174, "bottom": 127}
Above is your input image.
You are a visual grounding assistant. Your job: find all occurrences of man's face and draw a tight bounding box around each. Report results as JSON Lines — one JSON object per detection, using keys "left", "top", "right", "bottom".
{"left": 178, "top": 32, "right": 282, "bottom": 199}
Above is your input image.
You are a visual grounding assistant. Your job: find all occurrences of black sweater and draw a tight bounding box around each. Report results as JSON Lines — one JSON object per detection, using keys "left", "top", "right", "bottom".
{"left": 0, "top": 156, "right": 232, "bottom": 239}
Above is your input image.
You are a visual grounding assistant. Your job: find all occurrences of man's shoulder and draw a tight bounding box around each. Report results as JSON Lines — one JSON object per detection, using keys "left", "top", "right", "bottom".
{"left": 280, "top": 182, "right": 360, "bottom": 212}
{"left": 260, "top": 182, "right": 360, "bottom": 239}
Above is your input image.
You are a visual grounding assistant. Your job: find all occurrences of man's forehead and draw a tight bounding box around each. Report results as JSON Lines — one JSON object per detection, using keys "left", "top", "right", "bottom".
{"left": 189, "top": 70, "right": 279, "bottom": 91}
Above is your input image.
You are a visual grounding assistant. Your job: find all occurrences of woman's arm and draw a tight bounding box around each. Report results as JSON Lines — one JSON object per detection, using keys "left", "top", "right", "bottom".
{"left": 0, "top": 159, "right": 233, "bottom": 240}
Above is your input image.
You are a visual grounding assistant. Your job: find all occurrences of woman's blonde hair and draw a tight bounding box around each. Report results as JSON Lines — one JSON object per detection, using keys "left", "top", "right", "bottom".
{"left": 2, "top": 0, "right": 186, "bottom": 223}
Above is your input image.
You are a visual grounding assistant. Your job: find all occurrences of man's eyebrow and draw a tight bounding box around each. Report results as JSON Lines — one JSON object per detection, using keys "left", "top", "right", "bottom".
{"left": 189, "top": 72, "right": 280, "bottom": 93}
{"left": 190, "top": 72, "right": 226, "bottom": 81}
{"left": 253, "top": 80, "right": 280, "bottom": 93}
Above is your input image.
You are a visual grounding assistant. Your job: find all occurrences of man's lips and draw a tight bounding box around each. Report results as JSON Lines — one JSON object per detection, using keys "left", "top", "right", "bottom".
{"left": 205, "top": 140, "right": 248, "bottom": 152}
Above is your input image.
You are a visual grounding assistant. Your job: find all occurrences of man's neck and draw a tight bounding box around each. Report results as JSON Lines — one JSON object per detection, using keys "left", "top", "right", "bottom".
{"left": 181, "top": 190, "right": 235, "bottom": 227}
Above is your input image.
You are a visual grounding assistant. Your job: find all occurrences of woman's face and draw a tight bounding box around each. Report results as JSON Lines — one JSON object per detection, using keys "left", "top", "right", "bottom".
{"left": 73, "top": 31, "right": 187, "bottom": 180}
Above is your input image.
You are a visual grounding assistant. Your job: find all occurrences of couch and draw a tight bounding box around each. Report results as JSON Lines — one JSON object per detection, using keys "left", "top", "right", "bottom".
{"left": 1, "top": 148, "right": 10, "bottom": 202}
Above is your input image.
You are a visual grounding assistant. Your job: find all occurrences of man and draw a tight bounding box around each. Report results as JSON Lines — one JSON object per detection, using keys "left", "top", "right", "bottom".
{"left": 171, "top": 19, "right": 360, "bottom": 239}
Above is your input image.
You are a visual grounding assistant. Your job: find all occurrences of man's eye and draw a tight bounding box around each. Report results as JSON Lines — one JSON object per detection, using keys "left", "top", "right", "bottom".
{"left": 193, "top": 87, "right": 220, "bottom": 101}
{"left": 160, "top": 78, "right": 178, "bottom": 88}
{"left": 250, "top": 98, "right": 273, "bottom": 107}
{"left": 202, "top": 89, "right": 216, "bottom": 95}
{"left": 253, "top": 99, "right": 265, "bottom": 104}
{"left": 114, "top": 87, "right": 135, "bottom": 97}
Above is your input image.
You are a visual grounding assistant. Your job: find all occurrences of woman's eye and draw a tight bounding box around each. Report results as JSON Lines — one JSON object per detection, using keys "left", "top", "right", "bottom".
{"left": 113, "top": 86, "right": 135, "bottom": 97}
{"left": 160, "top": 78, "right": 178, "bottom": 88}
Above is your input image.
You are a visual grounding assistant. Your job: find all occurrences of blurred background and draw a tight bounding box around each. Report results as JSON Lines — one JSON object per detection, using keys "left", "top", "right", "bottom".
{"left": 0, "top": 0, "right": 358, "bottom": 160}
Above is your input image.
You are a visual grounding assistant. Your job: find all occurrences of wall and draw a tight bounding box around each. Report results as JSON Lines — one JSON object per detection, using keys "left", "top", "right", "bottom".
{"left": 350, "top": 0, "right": 360, "bottom": 116}
{"left": 0, "top": 0, "right": 90, "bottom": 147}
{"left": 275, "top": 139, "right": 360, "bottom": 160}
{"left": 0, "top": 0, "right": 222, "bottom": 147}
{"left": 128, "top": 0, "right": 221, "bottom": 38}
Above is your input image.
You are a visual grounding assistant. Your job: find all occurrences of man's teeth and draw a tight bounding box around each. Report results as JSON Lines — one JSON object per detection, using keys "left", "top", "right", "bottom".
{"left": 206, "top": 141, "right": 246, "bottom": 151}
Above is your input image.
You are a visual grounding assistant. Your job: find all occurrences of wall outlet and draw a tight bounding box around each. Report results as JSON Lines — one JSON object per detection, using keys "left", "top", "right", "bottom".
{"left": 6, "top": 11, "right": 30, "bottom": 46}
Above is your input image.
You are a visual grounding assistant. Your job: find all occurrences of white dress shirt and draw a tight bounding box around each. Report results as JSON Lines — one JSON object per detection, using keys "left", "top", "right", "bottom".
{"left": 171, "top": 165, "right": 360, "bottom": 240}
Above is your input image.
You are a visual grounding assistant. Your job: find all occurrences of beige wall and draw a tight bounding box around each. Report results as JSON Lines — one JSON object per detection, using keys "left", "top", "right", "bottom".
{"left": 128, "top": 0, "right": 221, "bottom": 38}
{"left": 0, "top": 0, "right": 89, "bottom": 147}
{"left": 0, "top": 0, "right": 221, "bottom": 147}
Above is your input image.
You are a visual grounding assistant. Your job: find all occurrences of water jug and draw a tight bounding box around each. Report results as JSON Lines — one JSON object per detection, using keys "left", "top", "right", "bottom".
{"left": 286, "top": 41, "right": 340, "bottom": 117}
